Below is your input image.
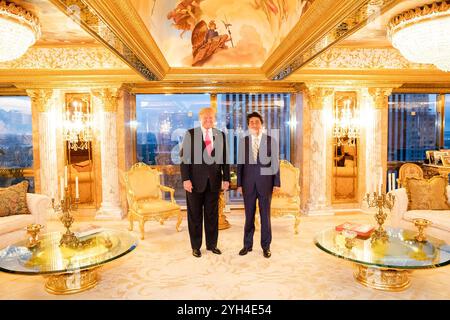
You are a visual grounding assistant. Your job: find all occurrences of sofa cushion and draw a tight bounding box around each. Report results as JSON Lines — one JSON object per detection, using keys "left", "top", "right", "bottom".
{"left": 403, "top": 210, "right": 450, "bottom": 232}
{"left": 405, "top": 176, "right": 450, "bottom": 210}
{"left": 0, "top": 181, "right": 31, "bottom": 217}
{"left": 136, "top": 199, "right": 180, "bottom": 215}
{"left": 0, "top": 214, "right": 35, "bottom": 234}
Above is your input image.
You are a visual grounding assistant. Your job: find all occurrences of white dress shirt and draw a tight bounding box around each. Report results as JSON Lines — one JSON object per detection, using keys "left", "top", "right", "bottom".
{"left": 250, "top": 131, "right": 263, "bottom": 149}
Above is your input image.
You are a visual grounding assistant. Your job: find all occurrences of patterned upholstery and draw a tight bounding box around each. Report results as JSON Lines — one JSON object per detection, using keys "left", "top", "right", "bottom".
{"left": 0, "top": 181, "right": 30, "bottom": 217}
{"left": 398, "top": 163, "right": 423, "bottom": 188}
{"left": 124, "top": 162, "right": 182, "bottom": 240}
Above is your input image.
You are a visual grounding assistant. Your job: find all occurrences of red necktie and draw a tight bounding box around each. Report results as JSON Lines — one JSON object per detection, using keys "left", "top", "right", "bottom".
{"left": 205, "top": 130, "right": 212, "bottom": 156}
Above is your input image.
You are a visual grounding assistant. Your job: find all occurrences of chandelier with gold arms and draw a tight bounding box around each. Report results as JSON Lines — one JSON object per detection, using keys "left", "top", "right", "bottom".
{"left": 0, "top": 1, "right": 41, "bottom": 62}
{"left": 388, "top": 1, "right": 450, "bottom": 72}
{"left": 333, "top": 99, "right": 360, "bottom": 146}
{"left": 63, "top": 99, "right": 94, "bottom": 151}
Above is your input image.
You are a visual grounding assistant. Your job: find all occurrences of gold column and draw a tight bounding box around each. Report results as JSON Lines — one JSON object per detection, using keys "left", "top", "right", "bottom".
{"left": 303, "top": 85, "right": 334, "bottom": 215}
{"left": 27, "top": 89, "right": 57, "bottom": 196}
{"left": 368, "top": 88, "right": 392, "bottom": 193}
{"left": 91, "top": 87, "right": 124, "bottom": 219}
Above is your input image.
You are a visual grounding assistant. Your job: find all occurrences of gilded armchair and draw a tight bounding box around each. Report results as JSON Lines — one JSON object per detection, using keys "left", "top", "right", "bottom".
{"left": 397, "top": 163, "right": 423, "bottom": 188}
{"left": 124, "top": 162, "right": 182, "bottom": 240}
{"left": 256, "top": 160, "right": 301, "bottom": 234}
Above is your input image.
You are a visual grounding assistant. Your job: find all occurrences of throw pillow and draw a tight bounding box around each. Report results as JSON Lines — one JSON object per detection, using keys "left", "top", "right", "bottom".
{"left": 0, "top": 181, "right": 31, "bottom": 217}
{"left": 405, "top": 176, "right": 450, "bottom": 210}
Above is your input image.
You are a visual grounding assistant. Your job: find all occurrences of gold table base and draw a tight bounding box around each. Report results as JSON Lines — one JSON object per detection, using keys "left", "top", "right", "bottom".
{"left": 44, "top": 268, "right": 99, "bottom": 295}
{"left": 354, "top": 264, "right": 410, "bottom": 291}
{"left": 218, "top": 191, "right": 230, "bottom": 230}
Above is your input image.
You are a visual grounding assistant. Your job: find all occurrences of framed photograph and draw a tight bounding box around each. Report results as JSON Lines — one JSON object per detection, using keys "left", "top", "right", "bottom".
{"left": 441, "top": 155, "right": 450, "bottom": 167}
{"left": 426, "top": 150, "right": 434, "bottom": 164}
{"left": 434, "top": 151, "right": 448, "bottom": 165}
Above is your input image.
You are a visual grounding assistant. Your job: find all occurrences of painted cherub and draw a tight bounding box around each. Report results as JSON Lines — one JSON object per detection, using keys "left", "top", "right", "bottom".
{"left": 167, "top": 0, "right": 203, "bottom": 38}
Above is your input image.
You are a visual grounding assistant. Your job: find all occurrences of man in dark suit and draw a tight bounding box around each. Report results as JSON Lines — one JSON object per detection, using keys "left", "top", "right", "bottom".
{"left": 237, "top": 112, "right": 280, "bottom": 258}
{"left": 180, "top": 107, "right": 230, "bottom": 258}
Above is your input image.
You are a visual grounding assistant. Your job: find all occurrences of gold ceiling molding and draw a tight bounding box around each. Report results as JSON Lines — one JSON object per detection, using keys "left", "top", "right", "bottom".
{"left": 0, "top": 0, "right": 41, "bottom": 35}
{"left": 0, "top": 46, "right": 128, "bottom": 70}
{"left": 130, "top": 82, "right": 298, "bottom": 94}
{"left": 304, "top": 86, "right": 334, "bottom": 110}
{"left": 48, "top": 0, "right": 159, "bottom": 81}
{"left": 26, "top": 89, "right": 54, "bottom": 112}
{"left": 0, "top": 70, "right": 141, "bottom": 85}
{"left": 165, "top": 68, "right": 266, "bottom": 82}
{"left": 264, "top": 0, "right": 397, "bottom": 80}
{"left": 81, "top": 0, "right": 168, "bottom": 79}
{"left": 303, "top": 47, "right": 434, "bottom": 70}
{"left": 368, "top": 88, "right": 393, "bottom": 109}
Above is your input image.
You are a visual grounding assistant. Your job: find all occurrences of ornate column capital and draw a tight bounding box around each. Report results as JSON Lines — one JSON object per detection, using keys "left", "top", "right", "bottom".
{"left": 26, "top": 89, "right": 54, "bottom": 112}
{"left": 91, "top": 87, "right": 121, "bottom": 112}
{"left": 368, "top": 88, "right": 393, "bottom": 109}
{"left": 304, "top": 86, "right": 334, "bottom": 110}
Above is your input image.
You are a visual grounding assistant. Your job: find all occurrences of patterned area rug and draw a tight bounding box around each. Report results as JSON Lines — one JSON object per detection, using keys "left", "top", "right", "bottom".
{"left": 0, "top": 212, "right": 448, "bottom": 299}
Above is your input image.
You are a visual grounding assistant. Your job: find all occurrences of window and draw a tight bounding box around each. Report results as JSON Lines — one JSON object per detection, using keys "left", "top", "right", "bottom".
{"left": 388, "top": 93, "right": 439, "bottom": 162}
{"left": 0, "top": 96, "right": 34, "bottom": 191}
{"left": 135, "top": 93, "right": 292, "bottom": 203}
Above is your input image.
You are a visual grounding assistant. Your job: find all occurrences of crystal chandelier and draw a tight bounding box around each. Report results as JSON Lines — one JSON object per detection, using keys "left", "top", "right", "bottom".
{"left": 63, "top": 99, "right": 93, "bottom": 151}
{"left": 0, "top": 1, "right": 41, "bottom": 62}
{"left": 388, "top": 1, "right": 450, "bottom": 72}
{"left": 333, "top": 99, "right": 360, "bottom": 146}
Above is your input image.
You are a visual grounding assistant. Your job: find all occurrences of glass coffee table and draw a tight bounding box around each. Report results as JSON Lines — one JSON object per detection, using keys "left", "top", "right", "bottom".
{"left": 0, "top": 229, "right": 138, "bottom": 295}
{"left": 314, "top": 227, "right": 450, "bottom": 291}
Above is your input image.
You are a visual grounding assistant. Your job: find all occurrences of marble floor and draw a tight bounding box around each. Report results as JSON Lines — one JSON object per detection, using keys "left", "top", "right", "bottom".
{"left": 0, "top": 211, "right": 449, "bottom": 300}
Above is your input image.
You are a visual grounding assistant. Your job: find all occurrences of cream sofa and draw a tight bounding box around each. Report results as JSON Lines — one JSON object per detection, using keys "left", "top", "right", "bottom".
{"left": 390, "top": 187, "right": 450, "bottom": 243}
{"left": 0, "top": 193, "right": 51, "bottom": 248}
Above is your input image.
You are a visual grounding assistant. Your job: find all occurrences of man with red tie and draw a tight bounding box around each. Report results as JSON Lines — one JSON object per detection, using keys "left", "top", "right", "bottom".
{"left": 180, "top": 107, "right": 230, "bottom": 258}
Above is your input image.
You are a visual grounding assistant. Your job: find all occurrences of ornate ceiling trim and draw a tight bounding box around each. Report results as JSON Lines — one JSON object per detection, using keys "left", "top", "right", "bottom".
{"left": 0, "top": 69, "right": 141, "bottom": 85}
{"left": 131, "top": 82, "right": 297, "bottom": 94}
{"left": 165, "top": 68, "right": 266, "bottom": 82}
{"left": 263, "top": 0, "right": 398, "bottom": 80}
{"left": 48, "top": 0, "right": 161, "bottom": 81}
{"left": 0, "top": 46, "right": 128, "bottom": 70}
{"left": 303, "top": 47, "right": 434, "bottom": 70}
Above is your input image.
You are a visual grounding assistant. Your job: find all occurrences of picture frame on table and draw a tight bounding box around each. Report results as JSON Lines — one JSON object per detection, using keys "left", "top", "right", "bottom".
{"left": 433, "top": 151, "right": 448, "bottom": 165}
{"left": 441, "top": 155, "right": 450, "bottom": 167}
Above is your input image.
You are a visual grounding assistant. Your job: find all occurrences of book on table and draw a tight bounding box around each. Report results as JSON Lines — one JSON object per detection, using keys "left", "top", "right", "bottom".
{"left": 335, "top": 222, "right": 375, "bottom": 238}
{"left": 75, "top": 224, "right": 104, "bottom": 238}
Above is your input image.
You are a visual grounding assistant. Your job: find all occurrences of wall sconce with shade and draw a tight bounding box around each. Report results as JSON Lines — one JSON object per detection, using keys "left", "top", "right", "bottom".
{"left": 0, "top": 1, "right": 41, "bottom": 62}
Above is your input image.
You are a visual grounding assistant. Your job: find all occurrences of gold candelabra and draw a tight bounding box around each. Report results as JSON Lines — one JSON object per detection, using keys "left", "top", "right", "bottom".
{"left": 365, "top": 189, "right": 395, "bottom": 243}
{"left": 52, "top": 187, "right": 80, "bottom": 248}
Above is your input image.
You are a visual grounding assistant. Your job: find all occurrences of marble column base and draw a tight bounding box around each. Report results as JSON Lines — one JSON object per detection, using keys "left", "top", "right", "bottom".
{"left": 96, "top": 204, "right": 124, "bottom": 220}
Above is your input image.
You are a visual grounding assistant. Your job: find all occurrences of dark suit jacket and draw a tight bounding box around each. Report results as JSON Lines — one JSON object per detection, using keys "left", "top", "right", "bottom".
{"left": 180, "top": 127, "right": 230, "bottom": 193}
{"left": 237, "top": 134, "right": 281, "bottom": 196}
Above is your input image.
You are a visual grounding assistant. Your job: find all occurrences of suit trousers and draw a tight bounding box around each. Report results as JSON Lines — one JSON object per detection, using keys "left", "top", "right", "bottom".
{"left": 243, "top": 186, "right": 272, "bottom": 250}
{"left": 186, "top": 180, "right": 220, "bottom": 250}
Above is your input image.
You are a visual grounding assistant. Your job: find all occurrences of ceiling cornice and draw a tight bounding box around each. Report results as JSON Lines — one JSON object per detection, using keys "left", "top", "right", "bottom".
{"left": 263, "top": 0, "right": 398, "bottom": 80}
{"left": 48, "top": 0, "right": 162, "bottom": 81}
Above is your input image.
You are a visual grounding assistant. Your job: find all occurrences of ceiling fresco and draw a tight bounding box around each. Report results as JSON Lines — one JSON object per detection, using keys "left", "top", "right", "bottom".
{"left": 131, "top": 0, "right": 315, "bottom": 67}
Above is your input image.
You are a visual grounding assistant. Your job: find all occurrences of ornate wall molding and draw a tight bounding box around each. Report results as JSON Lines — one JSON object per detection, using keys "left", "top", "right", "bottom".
{"left": 26, "top": 89, "right": 54, "bottom": 112}
{"left": 304, "top": 86, "right": 334, "bottom": 109}
{"left": 0, "top": 47, "right": 128, "bottom": 70}
{"left": 91, "top": 87, "right": 120, "bottom": 112}
{"left": 368, "top": 87, "right": 393, "bottom": 109}
{"left": 305, "top": 47, "right": 434, "bottom": 70}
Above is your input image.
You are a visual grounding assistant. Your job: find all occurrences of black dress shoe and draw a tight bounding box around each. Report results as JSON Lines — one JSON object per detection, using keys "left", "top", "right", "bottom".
{"left": 207, "top": 247, "right": 222, "bottom": 255}
{"left": 263, "top": 249, "right": 271, "bottom": 258}
{"left": 239, "top": 247, "right": 252, "bottom": 256}
{"left": 192, "top": 249, "right": 201, "bottom": 258}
